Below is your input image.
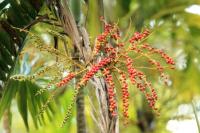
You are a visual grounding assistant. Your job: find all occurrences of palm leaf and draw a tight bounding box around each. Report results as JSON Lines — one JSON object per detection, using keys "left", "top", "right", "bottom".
{"left": 16, "top": 80, "right": 29, "bottom": 130}
{"left": 0, "top": 0, "right": 44, "bottom": 88}
{"left": 0, "top": 1, "right": 57, "bottom": 129}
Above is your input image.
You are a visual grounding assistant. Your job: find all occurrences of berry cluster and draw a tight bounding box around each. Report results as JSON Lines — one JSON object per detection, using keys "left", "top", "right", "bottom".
{"left": 143, "top": 82, "right": 158, "bottom": 110}
{"left": 26, "top": 19, "right": 175, "bottom": 126}
{"left": 93, "top": 21, "right": 120, "bottom": 55}
{"left": 58, "top": 21, "right": 174, "bottom": 125}
{"left": 96, "top": 23, "right": 113, "bottom": 43}
{"left": 103, "top": 68, "right": 117, "bottom": 117}
{"left": 79, "top": 56, "right": 112, "bottom": 86}
{"left": 129, "top": 29, "right": 150, "bottom": 43}
{"left": 142, "top": 43, "right": 175, "bottom": 65}
{"left": 56, "top": 73, "right": 75, "bottom": 87}
{"left": 125, "top": 57, "right": 158, "bottom": 110}
{"left": 119, "top": 71, "right": 129, "bottom": 119}
{"left": 126, "top": 56, "right": 137, "bottom": 84}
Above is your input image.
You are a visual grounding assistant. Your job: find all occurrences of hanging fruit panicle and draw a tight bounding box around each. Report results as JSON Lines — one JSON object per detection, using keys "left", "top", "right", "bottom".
{"left": 12, "top": 17, "right": 175, "bottom": 126}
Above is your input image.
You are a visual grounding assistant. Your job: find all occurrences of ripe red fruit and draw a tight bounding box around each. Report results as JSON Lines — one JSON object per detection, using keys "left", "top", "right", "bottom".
{"left": 56, "top": 73, "right": 75, "bottom": 87}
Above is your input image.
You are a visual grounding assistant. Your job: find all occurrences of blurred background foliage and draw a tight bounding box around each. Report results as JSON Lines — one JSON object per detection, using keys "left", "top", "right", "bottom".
{"left": 0, "top": 0, "right": 200, "bottom": 133}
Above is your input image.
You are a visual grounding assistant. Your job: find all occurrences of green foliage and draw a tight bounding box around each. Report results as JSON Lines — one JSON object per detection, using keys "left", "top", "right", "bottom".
{"left": 86, "top": 0, "right": 102, "bottom": 40}
{"left": 0, "top": 0, "right": 44, "bottom": 92}
{"left": 0, "top": 79, "right": 55, "bottom": 130}
{"left": 0, "top": 53, "right": 55, "bottom": 130}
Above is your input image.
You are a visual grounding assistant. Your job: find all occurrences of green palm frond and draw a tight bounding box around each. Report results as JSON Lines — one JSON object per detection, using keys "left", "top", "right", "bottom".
{"left": 0, "top": 53, "right": 56, "bottom": 130}
{"left": 0, "top": 0, "right": 58, "bottom": 130}
{"left": 0, "top": 0, "right": 44, "bottom": 90}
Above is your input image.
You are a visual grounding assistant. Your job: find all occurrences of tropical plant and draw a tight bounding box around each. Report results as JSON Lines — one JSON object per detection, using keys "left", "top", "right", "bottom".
{"left": 0, "top": 0, "right": 200, "bottom": 133}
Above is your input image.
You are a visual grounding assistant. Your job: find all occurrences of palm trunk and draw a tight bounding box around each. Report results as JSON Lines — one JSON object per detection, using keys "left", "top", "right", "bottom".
{"left": 76, "top": 87, "right": 86, "bottom": 133}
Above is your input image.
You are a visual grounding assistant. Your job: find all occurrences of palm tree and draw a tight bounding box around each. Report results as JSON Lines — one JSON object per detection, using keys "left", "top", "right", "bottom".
{"left": 0, "top": 0, "right": 200, "bottom": 133}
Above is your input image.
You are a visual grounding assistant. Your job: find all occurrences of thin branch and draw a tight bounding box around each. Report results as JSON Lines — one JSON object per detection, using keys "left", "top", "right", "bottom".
{"left": 23, "top": 14, "right": 49, "bottom": 29}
